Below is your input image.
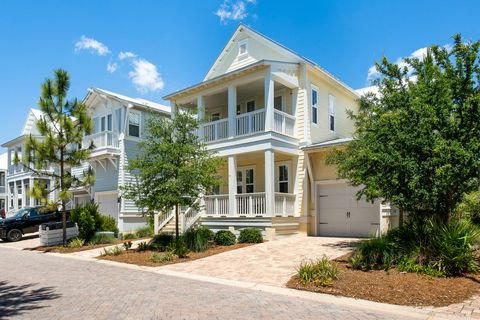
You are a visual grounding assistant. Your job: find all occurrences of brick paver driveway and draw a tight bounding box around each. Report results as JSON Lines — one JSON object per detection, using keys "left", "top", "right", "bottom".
{"left": 0, "top": 247, "right": 419, "bottom": 320}
{"left": 161, "top": 235, "right": 358, "bottom": 286}
{"left": 0, "top": 233, "right": 40, "bottom": 250}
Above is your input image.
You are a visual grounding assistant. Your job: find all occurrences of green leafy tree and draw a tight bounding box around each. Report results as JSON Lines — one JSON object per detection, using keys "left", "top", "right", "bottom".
{"left": 328, "top": 35, "right": 480, "bottom": 224}
{"left": 18, "top": 69, "right": 94, "bottom": 245}
{"left": 123, "top": 110, "right": 222, "bottom": 240}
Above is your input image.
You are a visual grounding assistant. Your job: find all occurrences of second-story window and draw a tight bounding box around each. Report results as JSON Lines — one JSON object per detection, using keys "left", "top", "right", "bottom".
{"left": 107, "top": 114, "right": 112, "bottom": 131}
{"left": 100, "top": 116, "right": 105, "bottom": 131}
{"left": 128, "top": 111, "right": 140, "bottom": 137}
{"left": 311, "top": 87, "right": 318, "bottom": 124}
{"left": 246, "top": 100, "right": 255, "bottom": 112}
{"left": 329, "top": 94, "right": 336, "bottom": 132}
{"left": 0, "top": 172, "right": 5, "bottom": 187}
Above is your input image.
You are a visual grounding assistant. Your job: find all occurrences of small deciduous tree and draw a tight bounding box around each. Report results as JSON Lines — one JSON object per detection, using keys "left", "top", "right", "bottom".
{"left": 18, "top": 69, "right": 94, "bottom": 245}
{"left": 123, "top": 110, "right": 222, "bottom": 240}
{"left": 328, "top": 35, "right": 480, "bottom": 224}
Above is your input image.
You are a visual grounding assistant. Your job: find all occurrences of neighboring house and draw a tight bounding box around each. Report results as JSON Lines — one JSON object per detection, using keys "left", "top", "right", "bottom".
{"left": 161, "top": 24, "right": 397, "bottom": 238}
{"left": 0, "top": 152, "right": 7, "bottom": 215}
{"left": 1, "top": 109, "right": 56, "bottom": 213}
{"left": 71, "top": 88, "right": 170, "bottom": 233}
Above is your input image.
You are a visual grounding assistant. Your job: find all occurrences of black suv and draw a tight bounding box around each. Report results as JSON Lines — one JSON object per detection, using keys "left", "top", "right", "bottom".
{"left": 0, "top": 207, "right": 63, "bottom": 242}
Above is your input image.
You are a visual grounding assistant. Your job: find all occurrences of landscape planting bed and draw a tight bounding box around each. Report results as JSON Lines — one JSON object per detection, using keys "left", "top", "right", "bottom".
{"left": 287, "top": 254, "right": 480, "bottom": 307}
{"left": 97, "top": 243, "right": 253, "bottom": 267}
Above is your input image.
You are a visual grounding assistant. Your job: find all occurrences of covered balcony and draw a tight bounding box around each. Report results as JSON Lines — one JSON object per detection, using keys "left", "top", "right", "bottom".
{"left": 202, "top": 150, "right": 297, "bottom": 217}
{"left": 82, "top": 131, "right": 120, "bottom": 158}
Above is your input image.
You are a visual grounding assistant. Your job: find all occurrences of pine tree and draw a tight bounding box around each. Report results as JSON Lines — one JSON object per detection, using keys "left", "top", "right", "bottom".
{"left": 18, "top": 69, "right": 94, "bottom": 245}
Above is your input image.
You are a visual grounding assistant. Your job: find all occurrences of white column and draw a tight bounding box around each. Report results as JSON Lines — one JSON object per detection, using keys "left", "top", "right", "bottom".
{"left": 264, "top": 71, "right": 275, "bottom": 132}
{"left": 228, "top": 86, "right": 236, "bottom": 138}
{"left": 29, "top": 178, "right": 34, "bottom": 206}
{"left": 171, "top": 101, "right": 178, "bottom": 119}
{"left": 265, "top": 149, "right": 275, "bottom": 216}
{"left": 228, "top": 155, "right": 237, "bottom": 215}
{"left": 197, "top": 96, "right": 205, "bottom": 140}
{"left": 20, "top": 179, "right": 25, "bottom": 209}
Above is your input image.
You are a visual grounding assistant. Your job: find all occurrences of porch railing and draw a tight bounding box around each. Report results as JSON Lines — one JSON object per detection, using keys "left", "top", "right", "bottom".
{"left": 236, "top": 109, "right": 266, "bottom": 136}
{"left": 273, "top": 110, "right": 295, "bottom": 136}
{"left": 83, "top": 131, "right": 119, "bottom": 150}
{"left": 205, "top": 194, "right": 229, "bottom": 216}
{"left": 274, "top": 193, "right": 296, "bottom": 216}
{"left": 236, "top": 192, "right": 266, "bottom": 216}
{"left": 203, "top": 119, "right": 228, "bottom": 142}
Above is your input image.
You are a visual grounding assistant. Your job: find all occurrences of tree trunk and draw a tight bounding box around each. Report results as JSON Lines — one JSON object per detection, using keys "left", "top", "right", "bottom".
{"left": 175, "top": 203, "right": 179, "bottom": 241}
{"left": 399, "top": 207, "right": 404, "bottom": 228}
{"left": 60, "top": 149, "right": 66, "bottom": 246}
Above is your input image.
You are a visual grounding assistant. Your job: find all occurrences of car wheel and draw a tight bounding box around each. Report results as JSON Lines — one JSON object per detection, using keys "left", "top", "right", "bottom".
{"left": 6, "top": 229, "right": 22, "bottom": 242}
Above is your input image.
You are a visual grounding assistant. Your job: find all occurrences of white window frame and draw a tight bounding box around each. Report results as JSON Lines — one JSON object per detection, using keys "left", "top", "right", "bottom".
{"left": 128, "top": 110, "right": 141, "bottom": 138}
{"left": 275, "top": 161, "right": 291, "bottom": 193}
{"left": 311, "top": 85, "right": 318, "bottom": 125}
{"left": 328, "top": 94, "right": 336, "bottom": 132}
{"left": 238, "top": 39, "right": 248, "bottom": 57}
{"left": 236, "top": 166, "right": 255, "bottom": 194}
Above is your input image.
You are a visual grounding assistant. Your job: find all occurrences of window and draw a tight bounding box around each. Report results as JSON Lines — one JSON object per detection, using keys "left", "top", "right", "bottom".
{"left": 246, "top": 100, "right": 255, "bottom": 112}
{"left": 236, "top": 168, "right": 254, "bottom": 194}
{"left": 274, "top": 96, "right": 283, "bottom": 111}
{"left": 278, "top": 165, "right": 289, "bottom": 193}
{"left": 107, "top": 114, "right": 112, "bottom": 131}
{"left": 236, "top": 104, "right": 241, "bottom": 115}
{"left": 328, "top": 94, "right": 335, "bottom": 132}
{"left": 0, "top": 172, "right": 4, "bottom": 186}
{"left": 311, "top": 87, "right": 318, "bottom": 124}
{"left": 101, "top": 116, "right": 105, "bottom": 132}
{"left": 238, "top": 39, "right": 248, "bottom": 56}
{"left": 128, "top": 111, "right": 141, "bottom": 137}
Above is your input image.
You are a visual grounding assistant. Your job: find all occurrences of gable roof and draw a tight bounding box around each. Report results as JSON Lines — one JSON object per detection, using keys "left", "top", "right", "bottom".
{"left": 85, "top": 88, "right": 171, "bottom": 114}
{"left": 203, "top": 24, "right": 358, "bottom": 97}
{"left": 22, "top": 108, "right": 44, "bottom": 135}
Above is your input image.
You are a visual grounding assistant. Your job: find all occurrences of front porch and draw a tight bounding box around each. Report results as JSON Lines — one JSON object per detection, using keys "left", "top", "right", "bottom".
{"left": 203, "top": 150, "right": 298, "bottom": 218}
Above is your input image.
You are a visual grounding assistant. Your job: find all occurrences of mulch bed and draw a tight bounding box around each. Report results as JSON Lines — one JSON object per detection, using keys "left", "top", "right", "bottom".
{"left": 97, "top": 243, "right": 253, "bottom": 267}
{"left": 28, "top": 238, "right": 149, "bottom": 254}
{"left": 286, "top": 253, "right": 480, "bottom": 307}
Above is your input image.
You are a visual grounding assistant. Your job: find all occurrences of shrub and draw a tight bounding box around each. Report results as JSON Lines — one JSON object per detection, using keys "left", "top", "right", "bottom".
{"left": 148, "top": 233, "right": 174, "bottom": 251}
{"left": 98, "top": 215, "right": 119, "bottom": 237}
{"left": 397, "top": 257, "right": 446, "bottom": 277}
{"left": 150, "top": 251, "right": 174, "bottom": 263}
{"left": 350, "top": 237, "right": 398, "bottom": 270}
{"left": 135, "top": 226, "right": 154, "bottom": 238}
{"left": 70, "top": 203, "right": 100, "bottom": 240}
{"left": 123, "top": 233, "right": 136, "bottom": 240}
{"left": 102, "top": 246, "right": 123, "bottom": 256}
{"left": 167, "top": 238, "right": 189, "bottom": 258}
{"left": 238, "top": 228, "right": 263, "bottom": 243}
{"left": 214, "top": 230, "right": 236, "bottom": 246}
{"left": 137, "top": 241, "right": 149, "bottom": 252}
{"left": 88, "top": 233, "right": 116, "bottom": 245}
{"left": 184, "top": 227, "right": 211, "bottom": 252}
{"left": 67, "top": 237, "right": 85, "bottom": 248}
{"left": 123, "top": 241, "right": 133, "bottom": 250}
{"left": 455, "top": 191, "right": 480, "bottom": 225}
{"left": 297, "top": 256, "right": 339, "bottom": 287}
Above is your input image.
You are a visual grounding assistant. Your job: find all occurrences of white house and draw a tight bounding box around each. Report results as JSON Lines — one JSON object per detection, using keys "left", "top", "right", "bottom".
{"left": 0, "top": 152, "right": 7, "bottom": 215}
{"left": 71, "top": 88, "right": 171, "bottom": 233}
{"left": 1, "top": 109, "right": 56, "bottom": 213}
{"left": 159, "top": 24, "right": 397, "bottom": 238}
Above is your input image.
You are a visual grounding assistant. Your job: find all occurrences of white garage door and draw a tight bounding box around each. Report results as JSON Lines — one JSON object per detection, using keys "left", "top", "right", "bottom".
{"left": 316, "top": 182, "right": 380, "bottom": 237}
{"left": 96, "top": 192, "right": 119, "bottom": 220}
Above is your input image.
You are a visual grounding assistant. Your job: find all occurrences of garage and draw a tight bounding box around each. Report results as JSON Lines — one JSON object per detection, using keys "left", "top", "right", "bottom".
{"left": 316, "top": 181, "right": 380, "bottom": 237}
{"left": 96, "top": 192, "right": 119, "bottom": 220}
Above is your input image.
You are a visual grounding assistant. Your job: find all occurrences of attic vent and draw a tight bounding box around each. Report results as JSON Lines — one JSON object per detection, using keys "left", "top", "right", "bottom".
{"left": 238, "top": 39, "right": 248, "bottom": 57}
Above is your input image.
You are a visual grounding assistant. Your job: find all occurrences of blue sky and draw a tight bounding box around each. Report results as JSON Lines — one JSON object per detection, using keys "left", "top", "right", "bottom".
{"left": 0, "top": 0, "right": 479, "bottom": 147}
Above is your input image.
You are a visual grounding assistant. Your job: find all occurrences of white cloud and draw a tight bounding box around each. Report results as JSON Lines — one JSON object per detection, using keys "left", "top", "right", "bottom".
{"left": 366, "top": 46, "right": 428, "bottom": 84}
{"left": 74, "top": 36, "right": 110, "bottom": 56}
{"left": 215, "top": 0, "right": 255, "bottom": 24}
{"left": 128, "top": 58, "right": 164, "bottom": 93}
{"left": 106, "top": 61, "right": 118, "bottom": 73}
{"left": 118, "top": 51, "right": 137, "bottom": 60}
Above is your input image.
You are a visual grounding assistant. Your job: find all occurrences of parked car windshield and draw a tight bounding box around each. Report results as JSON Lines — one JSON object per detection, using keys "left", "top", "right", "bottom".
{"left": 12, "top": 208, "right": 31, "bottom": 218}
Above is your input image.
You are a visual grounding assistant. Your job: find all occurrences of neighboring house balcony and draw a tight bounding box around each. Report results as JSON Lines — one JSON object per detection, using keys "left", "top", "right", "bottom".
{"left": 82, "top": 131, "right": 120, "bottom": 160}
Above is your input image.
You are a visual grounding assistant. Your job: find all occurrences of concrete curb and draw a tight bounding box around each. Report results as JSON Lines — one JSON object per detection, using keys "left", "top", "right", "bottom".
{"left": 43, "top": 250, "right": 464, "bottom": 320}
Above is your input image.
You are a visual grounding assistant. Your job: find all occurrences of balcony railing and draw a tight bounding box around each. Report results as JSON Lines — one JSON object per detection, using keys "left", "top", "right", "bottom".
{"left": 205, "top": 194, "right": 229, "bottom": 216}
{"left": 236, "top": 109, "right": 266, "bottom": 136}
{"left": 236, "top": 192, "right": 266, "bottom": 216}
{"left": 274, "top": 110, "right": 295, "bottom": 136}
{"left": 83, "top": 131, "right": 119, "bottom": 150}
{"left": 203, "top": 119, "right": 228, "bottom": 142}
{"left": 274, "top": 193, "right": 296, "bottom": 216}
{"left": 200, "top": 108, "right": 296, "bottom": 143}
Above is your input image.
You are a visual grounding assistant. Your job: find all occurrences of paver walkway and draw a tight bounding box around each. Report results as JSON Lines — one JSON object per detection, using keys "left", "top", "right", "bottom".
{"left": 0, "top": 247, "right": 427, "bottom": 319}
{"left": 0, "top": 233, "right": 40, "bottom": 249}
{"left": 160, "top": 234, "right": 358, "bottom": 286}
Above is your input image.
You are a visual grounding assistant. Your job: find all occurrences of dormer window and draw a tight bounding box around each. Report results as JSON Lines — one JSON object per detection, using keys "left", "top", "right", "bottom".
{"left": 238, "top": 39, "right": 248, "bottom": 57}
